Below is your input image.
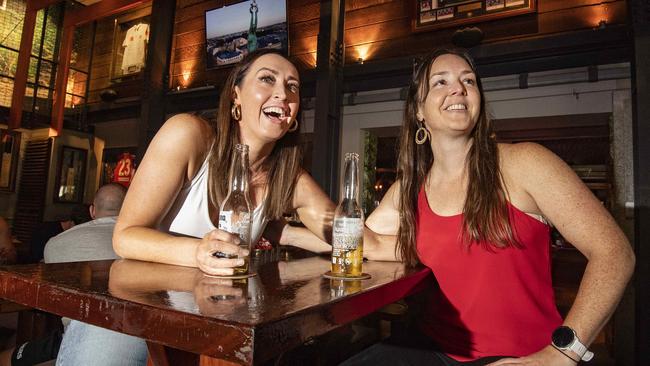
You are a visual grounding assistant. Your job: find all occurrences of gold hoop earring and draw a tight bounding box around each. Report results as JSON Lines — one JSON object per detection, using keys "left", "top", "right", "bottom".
{"left": 415, "top": 126, "right": 429, "bottom": 145}
{"left": 231, "top": 104, "right": 241, "bottom": 121}
{"left": 287, "top": 117, "right": 298, "bottom": 132}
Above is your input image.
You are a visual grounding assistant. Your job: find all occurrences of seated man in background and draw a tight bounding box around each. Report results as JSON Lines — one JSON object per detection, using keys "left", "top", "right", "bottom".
{"left": 0, "top": 217, "right": 16, "bottom": 264}
{"left": 44, "top": 183, "right": 127, "bottom": 263}
{"left": 0, "top": 184, "right": 129, "bottom": 366}
{"left": 27, "top": 205, "right": 90, "bottom": 263}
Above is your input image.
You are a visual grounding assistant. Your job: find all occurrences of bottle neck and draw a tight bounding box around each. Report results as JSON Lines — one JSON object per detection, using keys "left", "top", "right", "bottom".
{"left": 229, "top": 147, "right": 250, "bottom": 194}
{"left": 342, "top": 157, "right": 359, "bottom": 201}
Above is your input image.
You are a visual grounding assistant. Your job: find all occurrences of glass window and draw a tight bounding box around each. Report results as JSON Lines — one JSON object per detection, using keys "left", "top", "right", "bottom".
{"left": 65, "top": 94, "right": 85, "bottom": 109}
{"left": 0, "top": 1, "right": 26, "bottom": 51}
{"left": 37, "top": 59, "right": 54, "bottom": 88}
{"left": 0, "top": 76, "right": 13, "bottom": 107}
{"left": 27, "top": 56, "right": 38, "bottom": 84}
{"left": 67, "top": 69, "right": 87, "bottom": 96}
{"left": 24, "top": 84, "right": 35, "bottom": 111}
{"left": 71, "top": 24, "right": 93, "bottom": 72}
{"left": 42, "top": 6, "right": 62, "bottom": 61}
{"left": 0, "top": 47, "right": 18, "bottom": 77}
{"left": 31, "top": 10, "right": 45, "bottom": 56}
{"left": 35, "top": 86, "right": 52, "bottom": 115}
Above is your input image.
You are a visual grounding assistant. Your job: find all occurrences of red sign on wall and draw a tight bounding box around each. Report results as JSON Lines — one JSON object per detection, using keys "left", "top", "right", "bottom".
{"left": 112, "top": 152, "right": 136, "bottom": 187}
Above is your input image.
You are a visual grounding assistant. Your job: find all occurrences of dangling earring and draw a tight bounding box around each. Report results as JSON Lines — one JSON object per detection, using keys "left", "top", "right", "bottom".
{"left": 287, "top": 117, "right": 298, "bottom": 132}
{"left": 415, "top": 122, "right": 430, "bottom": 145}
{"left": 231, "top": 104, "right": 241, "bottom": 121}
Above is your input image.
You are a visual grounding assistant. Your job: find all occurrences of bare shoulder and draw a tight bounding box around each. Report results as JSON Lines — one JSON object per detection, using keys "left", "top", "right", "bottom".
{"left": 149, "top": 114, "right": 214, "bottom": 166}
{"left": 499, "top": 142, "right": 569, "bottom": 181}
{"left": 158, "top": 113, "right": 213, "bottom": 148}
{"left": 499, "top": 141, "right": 559, "bottom": 165}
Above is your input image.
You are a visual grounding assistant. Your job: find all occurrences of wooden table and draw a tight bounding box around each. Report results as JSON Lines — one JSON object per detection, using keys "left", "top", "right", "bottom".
{"left": 0, "top": 249, "right": 431, "bottom": 365}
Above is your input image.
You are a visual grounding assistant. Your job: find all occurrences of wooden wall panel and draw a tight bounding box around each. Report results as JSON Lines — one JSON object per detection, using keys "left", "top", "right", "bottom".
{"left": 538, "top": 0, "right": 618, "bottom": 13}
{"left": 84, "top": 0, "right": 627, "bottom": 106}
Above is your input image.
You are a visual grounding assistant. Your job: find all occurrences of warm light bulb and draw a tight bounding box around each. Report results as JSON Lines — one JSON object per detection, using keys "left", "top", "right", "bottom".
{"left": 182, "top": 70, "right": 191, "bottom": 85}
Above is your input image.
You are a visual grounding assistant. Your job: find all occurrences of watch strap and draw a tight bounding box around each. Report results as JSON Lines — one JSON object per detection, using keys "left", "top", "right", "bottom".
{"left": 569, "top": 334, "right": 594, "bottom": 361}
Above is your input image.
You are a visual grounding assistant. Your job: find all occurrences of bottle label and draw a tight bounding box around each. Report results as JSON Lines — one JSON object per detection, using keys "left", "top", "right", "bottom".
{"left": 332, "top": 217, "right": 363, "bottom": 250}
{"left": 218, "top": 211, "right": 251, "bottom": 244}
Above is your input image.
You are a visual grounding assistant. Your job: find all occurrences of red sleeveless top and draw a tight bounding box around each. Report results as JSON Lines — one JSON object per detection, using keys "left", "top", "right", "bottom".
{"left": 416, "top": 187, "right": 562, "bottom": 361}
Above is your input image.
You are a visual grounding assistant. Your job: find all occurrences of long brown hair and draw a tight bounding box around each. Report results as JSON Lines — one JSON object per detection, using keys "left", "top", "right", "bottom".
{"left": 396, "top": 48, "right": 520, "bottom": 267}
{"left": 208, "top": 49, "right": 302, "bottom": 220}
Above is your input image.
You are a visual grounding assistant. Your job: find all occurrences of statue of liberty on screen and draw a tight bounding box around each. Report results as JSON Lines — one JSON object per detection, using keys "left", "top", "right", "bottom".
{"left": 248, "top": 0, "right": 258, "bottom": 53}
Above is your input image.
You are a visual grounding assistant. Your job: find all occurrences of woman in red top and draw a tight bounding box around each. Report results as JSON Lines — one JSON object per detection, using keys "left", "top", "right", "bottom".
{"left": 351, "top": 49, "right": 635, "bottom": 365}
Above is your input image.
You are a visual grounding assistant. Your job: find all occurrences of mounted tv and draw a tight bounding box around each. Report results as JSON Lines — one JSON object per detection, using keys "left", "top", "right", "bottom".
{"left": 205, "top": 0, "right": 288, "bottom": 69}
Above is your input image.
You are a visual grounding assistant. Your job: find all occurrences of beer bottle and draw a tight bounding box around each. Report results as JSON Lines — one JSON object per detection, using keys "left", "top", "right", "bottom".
{"left": 218, "top": 144, "right": 252, "bottom": 275}
{"left": 331, "top": 152, "right": 364, "bottom": 277}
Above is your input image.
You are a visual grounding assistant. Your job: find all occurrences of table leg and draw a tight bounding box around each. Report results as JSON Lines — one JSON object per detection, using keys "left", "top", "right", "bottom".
{"left": 146, "top": 342, "right": 242, "bottom": 366}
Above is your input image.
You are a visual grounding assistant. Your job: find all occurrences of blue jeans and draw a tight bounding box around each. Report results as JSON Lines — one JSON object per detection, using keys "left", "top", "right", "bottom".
{"left": 55, "top": 320, "right": 148, "bottom": 366}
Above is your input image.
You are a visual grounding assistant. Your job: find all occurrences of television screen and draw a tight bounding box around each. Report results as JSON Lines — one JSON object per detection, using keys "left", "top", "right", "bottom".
{"left": 205, "top": 0, "right": 288, "bottom": 69}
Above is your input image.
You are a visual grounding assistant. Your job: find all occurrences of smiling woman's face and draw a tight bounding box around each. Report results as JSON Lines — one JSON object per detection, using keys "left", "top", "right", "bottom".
{"left": 234, "top": 53, "right": 300, "bottom": 145}
{"left": 417, "top": 53, "right": 481, "bottom": 137}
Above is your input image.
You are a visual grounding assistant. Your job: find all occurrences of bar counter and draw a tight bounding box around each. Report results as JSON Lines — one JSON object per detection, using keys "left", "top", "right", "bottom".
{"left": 0, "top": 248, "right": 431, "bottom": 365}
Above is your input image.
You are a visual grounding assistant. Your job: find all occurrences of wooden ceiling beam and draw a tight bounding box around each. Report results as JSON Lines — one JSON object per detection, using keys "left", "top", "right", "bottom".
{"left": 63, "top": 0, "right": 149, "bottom": 27}
{"left": 26, "top": 0, "right": 64, "bottom": 12}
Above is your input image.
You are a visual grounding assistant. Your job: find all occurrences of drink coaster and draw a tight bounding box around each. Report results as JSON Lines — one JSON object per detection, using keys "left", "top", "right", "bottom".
{"left": 203, "top": 272, "right": 257, "bottom": 280}
{"left": 323, "top": 271, "right": 371, "bottom": 280}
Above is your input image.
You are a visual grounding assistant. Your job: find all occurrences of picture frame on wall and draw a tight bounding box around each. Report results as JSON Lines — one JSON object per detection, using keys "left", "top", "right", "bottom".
{"left": 0, "top": 130, "right": 20, "bottom": 192}
{"left": 205, "top": 0, "right": 288, "bottom": 69}
{"left": 110, "top": 15, "right": 151, "bottom": 81}
{"left": 100, "top": 147, "right": 138, "bottom": 187}
{"left": 54, "top": 146, "right": 87, "bottom": 203}
{"left": 413, "top": 0, "right": 536, "bottom": 32}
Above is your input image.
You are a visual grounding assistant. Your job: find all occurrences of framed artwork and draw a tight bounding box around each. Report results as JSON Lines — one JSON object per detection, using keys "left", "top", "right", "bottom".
{"left": 100, "top": 147, "right": 138, "bottom": 187}
{"left": 54, "top": 146, "right": 87, "bottom": 203}
{"left": 110, "top": 15, "right": 151, "bottom": 80}
{"left": 413, "top": 0, "right": 536, "bottom": 32}
{"left": 205, "top": 0, "right": 288, "bottom": 69}
{"left": 0, "top": 130, "right": 20, "bottom": 192}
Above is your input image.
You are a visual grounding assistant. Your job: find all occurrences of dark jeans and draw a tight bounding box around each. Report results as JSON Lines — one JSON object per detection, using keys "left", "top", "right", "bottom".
{"left": 11, "top": 330, "right": 62, "bottom": 366}
{"left": 340, "top": 343, "right": 505, "bottom": 366}
{"left": 340, "top": 328, "right": 508, "bottom": 366}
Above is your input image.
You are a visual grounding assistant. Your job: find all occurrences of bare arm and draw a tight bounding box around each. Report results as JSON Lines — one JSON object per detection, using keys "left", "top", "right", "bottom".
{"left": 278, "top": 171, "right": 334, "bottom": 253}
{"left": 364, "top": 182, "right": 401, "bottom": 261}
{"left": 492, "top": 143, "right": 634, "bottom": 365}
{"left": 113, "top": 114, "right": 245, "bottom": 275}
{"left": 282, "top": 171, "right": 401, "bottom": 261}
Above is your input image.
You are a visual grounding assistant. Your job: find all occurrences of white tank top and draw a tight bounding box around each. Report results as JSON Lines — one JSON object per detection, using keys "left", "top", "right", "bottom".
{"left": 159, "top": 157, "right": 268, "bottom": 244}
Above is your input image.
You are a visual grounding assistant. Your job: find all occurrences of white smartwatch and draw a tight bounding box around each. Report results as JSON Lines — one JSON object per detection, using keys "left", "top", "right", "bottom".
{"left": 551, "top": 326, "right": 594, "bottom": 362}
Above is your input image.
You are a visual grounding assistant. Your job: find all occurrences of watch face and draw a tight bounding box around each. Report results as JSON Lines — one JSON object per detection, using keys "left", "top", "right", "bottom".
{"left": 552, "top": 326, "right": 575, "bottom": 348}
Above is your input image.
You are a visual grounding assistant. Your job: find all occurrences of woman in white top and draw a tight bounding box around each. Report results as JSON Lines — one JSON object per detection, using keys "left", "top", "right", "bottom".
{"left": 113, "top": 49, "right": 334, "bottom": 276}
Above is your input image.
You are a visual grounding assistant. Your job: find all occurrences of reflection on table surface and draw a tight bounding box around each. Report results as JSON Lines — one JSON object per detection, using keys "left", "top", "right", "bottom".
{"left": 0, "top": 246, "right": 431, "bottom": 364}
{"left": 108, "top": 247, "right": 429, "bottom": 325}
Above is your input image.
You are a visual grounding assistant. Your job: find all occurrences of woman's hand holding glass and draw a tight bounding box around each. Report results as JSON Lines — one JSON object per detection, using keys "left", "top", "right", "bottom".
{"left": 196, "top": 229, "right": 249, "bottom": 276}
